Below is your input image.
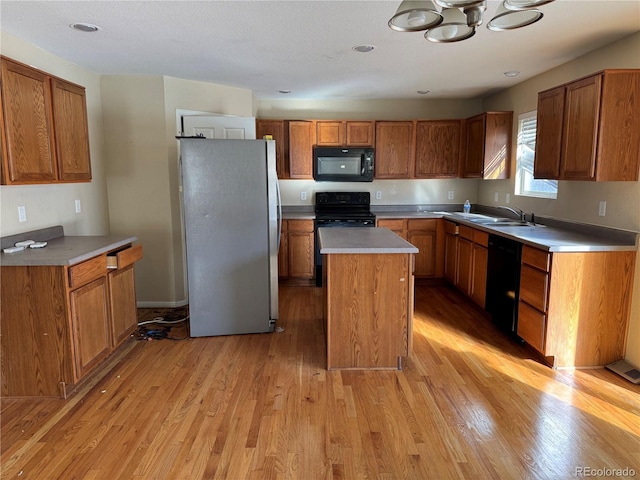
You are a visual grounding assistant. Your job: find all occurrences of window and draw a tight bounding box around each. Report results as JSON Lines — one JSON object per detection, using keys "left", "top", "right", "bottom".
{"left": 515, "top": 111, "right": 557, "bottom": 199}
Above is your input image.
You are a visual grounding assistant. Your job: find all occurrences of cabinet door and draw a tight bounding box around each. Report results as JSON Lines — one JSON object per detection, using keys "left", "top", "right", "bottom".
{"left": 444, "top": 232, "right": 458, "bottom": 284}
{"left": 560, "top": 74, "right": 601, "bottom": 180}
{"left": 408, "top": 230, "right": 437, "bottom": 277}
{"left": 518, "top": 301, "right": 546, "bottom": 353}
{"left": 288, "top": 121, "right": 314, "bottom": 179}
{"left": 316, "top": 121, "right": 343, "bottom": 146}
{"left": 463, "top": 115, "right": 485, "bottom": 178}
{"left": 375, "top": 121, "right": 414, "bottom": 178}
{"left": 51, "top": 79, "right": 91, "bottom": 182}
{"left": 69, "top": 277, "right": 111, "bottom": 380}
{"left": 470, "top": 244, "right": 488, "bottom": 308}
{"left": 278, "top": 220, "right": 289, "bottom": 278}
{"left": 1, "top": 58, "right": 57, "bottom": 183}
{"left": 415, "top": 120, "right": 462, "bottom": 178}
{"left": 534, "top": 86, "right": 565, "bottom": 179}
{"left": 456, "top": 237, "right": 473, "bottom": 295}
{"left": 377, "top": 218, "right": 406, "bottom": 238}
{"left": 346, "top": 121, "right": 374, "bottom": 146}
{"left": 288, "top": 231, "right": 314, "bottom": 278}
{"left": 108, "top": 264, "right": 138, "bottom": 347}
{"left": 256, "top": 119, "right": 287, "bottom": 178}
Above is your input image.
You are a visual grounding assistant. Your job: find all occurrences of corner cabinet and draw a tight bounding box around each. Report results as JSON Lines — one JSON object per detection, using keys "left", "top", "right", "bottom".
{"left": 534, "top": 69, "right": 640, "bottom": 181}
{"left": 0, "top": 56, "right": 91, "bottom": 185}
{"left": 462, "top": 112, "right": 512, "bottom": 179}
{"left": 414, "top": 120, "right": 464, "bottom": 178}
{"left": 0, "top": 243, "right": 142, "bottom": 397}
{"left": 518, "top": 245, "right": 635, "bottom": 368}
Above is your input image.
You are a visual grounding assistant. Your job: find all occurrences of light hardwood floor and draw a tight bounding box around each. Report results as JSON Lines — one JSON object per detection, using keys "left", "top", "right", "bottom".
{"left": 2, "top": 285, "right": 639, "bottom": 479}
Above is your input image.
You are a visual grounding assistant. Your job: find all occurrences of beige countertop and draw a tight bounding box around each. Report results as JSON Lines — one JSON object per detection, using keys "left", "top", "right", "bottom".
{"left": 318, "top": 227, "right": 418, "bottom": 254}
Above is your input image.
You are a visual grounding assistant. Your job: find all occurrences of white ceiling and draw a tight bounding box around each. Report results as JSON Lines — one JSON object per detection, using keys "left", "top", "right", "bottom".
{"left": 1, "top": 1, "right": 639, "bottom": 100}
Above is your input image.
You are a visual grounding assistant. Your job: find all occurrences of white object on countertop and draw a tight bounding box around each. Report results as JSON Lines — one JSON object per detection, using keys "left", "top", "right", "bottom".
{"left": 29, "top": 241, "right": 47, "bottom": 248}
{"left": 3, "top": 246, "right": 25, "bottom": 253}
{"left": 14, "top": 240, "right": 35, "bottom": 247}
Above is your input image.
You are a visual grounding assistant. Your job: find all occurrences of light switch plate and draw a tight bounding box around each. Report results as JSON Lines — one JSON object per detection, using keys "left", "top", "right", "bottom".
{"left": 599, "top": 201, "right": 606, "bottom": 216}
{"left": 18, "top": 205, "right": 26, "bottom": 223}
{"left": 505, "top": 193, "right": 510, "bottom": 204}
{"left": 494, "top": 192, "right": 499, "bottom": 202}
{"left": 75, "top": 199, "right": 82, "bottom": 213}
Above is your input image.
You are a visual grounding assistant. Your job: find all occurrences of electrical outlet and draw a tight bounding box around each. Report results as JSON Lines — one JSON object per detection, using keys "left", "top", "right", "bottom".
{"left": 505, "top": 193, "right": 510, "bottom": 204}
{"left": 18, "top": 205, "right": 26, "bottom": 223}
{"left": 75, "top": 199, "right": 82, "bottom": 213}
{"left": 375, "top": 191, "right": 382, "bottom": 200}
{"left": 599, "top": 201, "right": 606, "bottom": 217}
{"left": 300, "top": 191, "right": 307, "bottom": 201}
{"left": 448, "top": 191, "right": 454, "bottom": 200}
{"left": 494, "top": 192, "right": 499, "bottom": 202}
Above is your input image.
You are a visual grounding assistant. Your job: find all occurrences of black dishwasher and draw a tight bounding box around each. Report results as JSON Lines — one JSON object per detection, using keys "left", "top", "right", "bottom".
{"left": 485, "top": 235, "right": 522, "bottom": 336}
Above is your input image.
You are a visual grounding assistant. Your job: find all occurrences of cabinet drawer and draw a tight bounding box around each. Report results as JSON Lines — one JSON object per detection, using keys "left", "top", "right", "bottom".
{"left": 106, "top": 244, "right": 143, "bottom": 270}
{"left": 287, "top": 220, "right": 313, "bottom": 232}
{"left": 378, "top": 219, "right": 405, "bottom": 231}
{"left": 444, "top": 220, "right": 458, "bottom": 235}
{"left": 459, "top": 225, "right": 474, "bottom": 241}
{"left": 519, "top": 264, "right": 549, "bottom": 312}
{"left": 518, "top": 301, "right": 546, "bottom": 353}
{"left": 68, "top": 255, "right": 107, "bottom": 289}
{"left": 407, "top": 219, "right": 437, "bottom": 231}
{"left": 522, "top": 245, "right": 550, "bottom": 272}
{"left": 473, "top": 229, "right": 489, "bottom": 247}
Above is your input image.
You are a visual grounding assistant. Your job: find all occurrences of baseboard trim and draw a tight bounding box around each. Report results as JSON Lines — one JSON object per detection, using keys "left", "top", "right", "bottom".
{"left": 137, "top": 300, "right": 189, "bottom": 308}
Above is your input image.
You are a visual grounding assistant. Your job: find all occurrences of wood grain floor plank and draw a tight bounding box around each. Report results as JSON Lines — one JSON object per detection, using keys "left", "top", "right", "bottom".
{"left": 2, "top": 284, "right": 639, "bottom": 479}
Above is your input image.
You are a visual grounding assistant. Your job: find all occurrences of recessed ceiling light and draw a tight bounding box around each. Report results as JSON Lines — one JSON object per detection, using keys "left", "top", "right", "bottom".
{"left": 278, "top": 90, "right": 291, "bottom": 94}
{"left": 504, "top": 70, "right": 520, "bottom": 77}
{"left": 69, "top": 23, "right": 101, "bottom": 32}
{"left": 352, "top": 45, "right": 376, "bottom": 53}
{"left": 417, "top": 90, "right": 431, "bottom": 95}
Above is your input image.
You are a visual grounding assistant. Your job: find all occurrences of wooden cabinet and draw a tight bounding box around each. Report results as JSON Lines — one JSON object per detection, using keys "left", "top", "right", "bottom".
{"left": 375, "top": 121, "right": 415, "bottom": 178}
{"left": 414, "top": 120, "right": 464, "bottom": 178}
{"left": 0, "top": 56, "right": 91, "bottom": 185}
{"left": 316, "top": 121, "right": 374, "bottom": 147}
{"left": 534, "top": 70, "right": 640, "bottom": 181}
{"left": 444, "top": 220, "right": 488, "bottom": 307}
{"left": 0, "top": 243, "right": 142, "bottom": 397}
{"left": 278, "top": 219, "right": 314, "bottom": 279}
{"left": 256, "top": 119, "right": 287, "bottom": 178}
{"left": 287, "top": 121, "right": 315, "bottom": 179}
{"left": 517, "top": 245, "right": 636, "bottom": 367}
{"left": 377, "top": 218, "right": 444, "bottom": 278}
{"left": 462, "top": 112, "right": 512, "bottom": 179}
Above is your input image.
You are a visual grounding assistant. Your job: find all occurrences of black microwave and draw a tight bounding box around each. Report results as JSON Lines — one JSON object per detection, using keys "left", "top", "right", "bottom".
{"left": 313, "top": 147, "right": 374, "bottom": 182}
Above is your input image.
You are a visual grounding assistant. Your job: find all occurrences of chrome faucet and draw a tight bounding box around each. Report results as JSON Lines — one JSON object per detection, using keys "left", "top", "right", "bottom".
{"left": 498, "top": 205, "right": 526, "bottom": 222}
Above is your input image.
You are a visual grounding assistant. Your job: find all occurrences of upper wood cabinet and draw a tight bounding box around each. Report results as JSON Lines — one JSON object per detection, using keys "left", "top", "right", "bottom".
{"left": 0, "top": 56, "right": 91, "bottom": 185}
{"left": 462, "top": 111, "right": 512, "bottom": 179}
{"left": 534, "top": 69, "right": 640, "bottom": 181}
{"left": 415, "top": 120, "right": 464, "bottom": 178}
{"left": 256, "top": 119, "right": 287, "bottom": 178}
{"left": 375, "top": 121, "right": 415, "bottom": 179}
{"left": 316, "top": 120, "right": 375, "bottom": 147}
{"left": 287, "top": 120, "right": 315, "bottom": 179}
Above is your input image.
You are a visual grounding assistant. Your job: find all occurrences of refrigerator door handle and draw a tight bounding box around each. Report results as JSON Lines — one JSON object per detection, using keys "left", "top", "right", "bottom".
{"left": 276, "top": 179, "right": 282, "bottom": 248}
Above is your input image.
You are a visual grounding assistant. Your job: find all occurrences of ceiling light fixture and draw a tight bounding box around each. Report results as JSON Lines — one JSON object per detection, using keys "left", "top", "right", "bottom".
{"left": 69, "top": 23, "right": 101, "bottom": 32}
{"left": 504, "top": 70, "right": 520, "bottom": 77}
{"left": 388, "top": 0, "right": 553, "bottom": 43}
{"left": 417, "top": 90, "right": 431, "bottom": 95}
{"left": 278, "top": 90, "right": 291, "bottom": 94}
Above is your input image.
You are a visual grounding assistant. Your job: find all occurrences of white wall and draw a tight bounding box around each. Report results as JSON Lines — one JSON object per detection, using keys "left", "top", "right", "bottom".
{"left": 0, "top": 32, "right": 110, "bottom": 236}
{"left": 480, "top": 32, "right": 640, "bottom": 365}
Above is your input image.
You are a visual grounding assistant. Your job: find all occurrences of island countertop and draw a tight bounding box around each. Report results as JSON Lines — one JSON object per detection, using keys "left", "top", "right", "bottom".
{"left": 318, "top": 227, "right": 418, "bottom": 254}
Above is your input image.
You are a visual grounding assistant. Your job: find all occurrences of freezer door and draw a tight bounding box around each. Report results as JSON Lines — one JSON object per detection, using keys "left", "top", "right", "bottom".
{"left": 181, "top": 139, "right": 276, "bottom": 336}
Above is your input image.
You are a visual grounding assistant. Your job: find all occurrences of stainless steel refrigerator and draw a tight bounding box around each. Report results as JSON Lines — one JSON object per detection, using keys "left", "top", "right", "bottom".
{"left": 180, "top": 138, "right": 280, "bottom": 337}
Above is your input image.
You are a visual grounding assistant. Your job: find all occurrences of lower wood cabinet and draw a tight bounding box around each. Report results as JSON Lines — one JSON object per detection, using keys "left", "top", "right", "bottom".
{"left": 444, "top": 220, "right": 488, "bottom": 308}
{"left": 278, "top": 219, "right": 315, "bottom": 280}
{"left": 0, "top": 243, "right": 142, "bottom": 397}
{"left": 377, "top": 218, "right": 444, "bottom": 278}
{"left": 518, "top": 245, "right": 635, "bottom": 367}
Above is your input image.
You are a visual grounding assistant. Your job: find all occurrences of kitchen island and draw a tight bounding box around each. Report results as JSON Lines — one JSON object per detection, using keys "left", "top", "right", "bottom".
{"left": 318, "top": 227, "right": 418, "bottom": 370}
